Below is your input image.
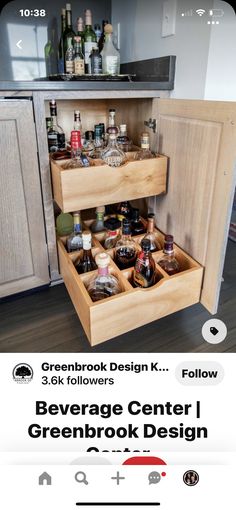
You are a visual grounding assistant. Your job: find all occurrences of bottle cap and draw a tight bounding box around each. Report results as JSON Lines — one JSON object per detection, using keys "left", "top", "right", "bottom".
{"left": 73, "top": 210, "right": 81, "bottom": 216}
{"left": 95, "top": 252, "right": 110, "bottom": 268}
{"left": 164, "top": 234, "right": 174, "bottom": 252}
{"left": 141, "top": 238, "right": 151, "bottom": 251}
{"left": 62, "top": 8, "right": 66, "bottom": 15}
{"left": 109, "top": 108, "right": 116, "bottom": 113}
{"left": 104, "top": 217, "right": 121, "bottom": 230}
{"left": 66, "top": 3, "right": 71, "bottom": 10}
{"left": 77, "top": 16, "right": 83, "bottom": 27}
{"left": 120, "top": 124, "right": 127, "bottom": 131}
{"left": 148, "top": 213, "right": 155, "bottom": 219}
{"left": 85, "top": 9, "right": 92, "bottom": 24}
{"left": 96, "top": 205, "right": 105, "bottom": 213}
{"left": 132, "top": 208, "right": 140, "bottom": 221}
{"left": 82, "top": 231, "right": 92, "bottom": 249}
{"left": 104, "top": 23, "right": 113, "bottom": 34}
{"left": 74, "top": 110, "right": 81, "bottom": 119}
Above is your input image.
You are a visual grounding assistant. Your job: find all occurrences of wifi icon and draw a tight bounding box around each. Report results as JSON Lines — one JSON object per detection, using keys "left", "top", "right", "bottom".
{"left": 196, "top": 9, "right": 206, "bottom": 16}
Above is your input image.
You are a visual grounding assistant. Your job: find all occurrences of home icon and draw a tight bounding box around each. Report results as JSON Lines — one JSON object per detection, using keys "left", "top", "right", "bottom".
{"left": 39, "top": 472, "right": 52, "bottom": 485}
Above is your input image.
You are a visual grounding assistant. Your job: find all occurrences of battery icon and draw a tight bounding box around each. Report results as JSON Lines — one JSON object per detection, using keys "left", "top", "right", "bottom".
{"left": 209, "top": 9, "right": 224, "bottom": 17}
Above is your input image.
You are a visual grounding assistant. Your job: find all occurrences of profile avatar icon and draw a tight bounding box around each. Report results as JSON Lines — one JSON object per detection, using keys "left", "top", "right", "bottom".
{"left": 183, "top": 470, "right": 199, "bottom": 486}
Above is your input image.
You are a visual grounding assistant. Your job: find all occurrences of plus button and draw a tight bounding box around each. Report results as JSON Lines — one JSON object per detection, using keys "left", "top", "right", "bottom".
{"left": 111, "top": 471, "right": 125, "bottom": 485}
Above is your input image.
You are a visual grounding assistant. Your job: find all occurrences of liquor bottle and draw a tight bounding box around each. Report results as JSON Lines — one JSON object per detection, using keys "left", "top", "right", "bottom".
{"left": 48, "top": 100, "right": 65, "bottom": 152}
{"left": 83, "top": 9, "right": 98, "bottom": 74}
{"left": 65, "top": 44, "right": 75, "bottom": 74}
{"left": 58, "top": 8, "right": 66, "bottom": 73}
{"left": 117, "top": 124, "right": 132, "bottom": 152}
{"left": 77, "top": 17, "right": 84, "bottom": 42}
{"left": 87, "top": 252, "right": 121, "bottom": 302}
{"left": 44, "top": 30, "right": 56, "bottom": 77}
{"left": 74, "top": 36, "right": 85, "bottom": 76}
{"left": 142, "top": 213, "right": 161, "bottom": 252}
{"left": 158, "top": 235, "right": 180, "bottom": 275}
{"left": 75, "top": 231, "right": 97, "bottom": 274}
{"left": 131, "top": 208, "right": 146, "bottom": 235}
{"left": 98, "top": 20, "right": 109, "bottom": 52}
{"left": 74, "top": 110, "right": 82, "bottom": 132}
{"left": 104, "top": 217, "right": 121, "bottom": 248}
{"left": 99, "top": 123, "right": 105, "bottom": 143}
{"left": 91, "top": 205, "right": 105, "bottom": 233}
{"left": 63, "top": 130, "right": 83, "bottom": 169}
{"left": 135, "top": 132, "right": 156, "bottom": 160}
{"left": 101, "top": 24, "right": 120, "bottom": 75}
{"left": 67, "top": 211, "right": 83, "bottom": 252}
{"left": 90, "top": 48, "right": 103, "bottom": 75}
{"left": 63, "top": 4, "right": 76, "bottom": 69}
{"left": 115, "top": 219, "right": 137, "bottom": 269}
{"left": 133, "top": 238, "right": 156, "bottom": 288}
{"left": 94, "top": 23, "right": 102, "bottom": 43}
{"left": 46, "top": 117, "right": 52, "bottom": 150}
{"left": 90, "top": 124, "right": 104, "bottom": 159}
{"left": 102, "top": 127, "right": 125, "bottom": 167}
{"left": 83, "top": 130, "right": 95, "bottom": 155}
{"left": 117, "top": 201, "right": 133, "bottom": 222}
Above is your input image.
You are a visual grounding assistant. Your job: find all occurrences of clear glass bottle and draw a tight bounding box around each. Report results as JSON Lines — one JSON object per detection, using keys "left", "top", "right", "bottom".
{"left": 131, "top": 208, "right": 146, "bottom": 235}
{"left": 83, "top": 130, "right": 95, "bottom": 156}
{"left": 101, "top": 24, "right": 120, "bottom": 75}
{"left": 98, "top": 20, "right": 109, "bottom": 52}
{"left": 67, "top": 211, "right": 83, "bottom": 252}
{"left": 58, "top": 8, "right": 66, "bottom": 74}
{"left": 143, "top": 213, "right": 161, "bottom": 252}
{"left": 87, "top": 252, "right": 121, "bottom": 302}
{"left": 48, "top": 100, "right": 65, "bottom": 152}
{"left": 75, "top": 231, "right": 97, "bottom": 274}
{"left": 102, "top": 127, "right": 125, "bottom": 167}
{"left": 135, "top": 132, "right": 156, "bottom": 160}
{"left": 91, "top": 206, "right": 105, "bottom": 233}
{"left": 90, "top": 124, "right": 104, "bottom": 158}
{"left": 117, "top": 201, "right": 133, "bottom": 222}
{"left": 63, "top": 3, "right": 76, "bottom": 70}
{"left": 133, "top": 238, "right": 156, "bottom": 288}
{"left": 158, "top": 235, "right": 180, "bottom": 275}
{"left": 104, "top": 217, "right": 121, "bottom": 248}
{"left": 115, "top": 219, "right": 137, "bottom": 270}
{"left": 90, "top": 47, "right": 103, "bottom": 75}
{"left": 83, "top": 9, "right": 98, "bottom": 74}
{"left": 73, "top": 36, "right": 85, "bottom": 76}
{"left": 117, "top": 124, "right": 132, "bottom": 152}
{"left": 63, "top": 131, "right": 83, "bottom": 169}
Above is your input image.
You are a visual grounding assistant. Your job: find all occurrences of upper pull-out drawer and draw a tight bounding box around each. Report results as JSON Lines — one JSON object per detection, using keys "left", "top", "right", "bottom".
{"left": 51, "top": 154, "right": 167, "bottom": 212}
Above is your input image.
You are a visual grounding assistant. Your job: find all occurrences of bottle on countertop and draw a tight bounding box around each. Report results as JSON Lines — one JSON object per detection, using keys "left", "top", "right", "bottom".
{"left": 101, "top": 24, "right": 120, "bottom": 75}
{"left": 98, "top": 20, "right": 109, "bottom": 52}
{"left": 48, "top": 100, "right": 65, "bottom": 152}
{"left": 104, "top": 217, "right": 121, "bottom": 249}
{"left": 84, "top": 130, "right": 95, "bottom": 155}
{"left": 131, "top": 208, "right": 146, "bottom": 236}
{"left": 67, "top": 211, "right": 83, "bottom": 252}
{"left": 91, "top": 206, "right": 105, "bottom": 233}
{"left": 58, "top": 8, "right": 66, "bottom": 73}
{"left": 90, "top": 47, "right": 103, "bottom": 75}
{"left": 142, "top": 213, "right": 161, "bottom": 252}
{"left": 75, "top": 231, "right": 97, "bottom": 274}
{"left": 133, "top": 238, "right": 156, "bottom": 288}
{"left": 90, "top": 124, "right": 104, "bottom": 159}
{"left": 63, "top": 3, "right": 76, "bottom": 69}
{"left": 117, "top": 124, "right": 132, "bottom": 152}
{"left": 102, "top": 126, "right": 125, "bottom": 167}
{"left": 115, "top": 219, "right": 137, "bottom": 270}
{"left": 158, "top": 235, "right": 180, "bottom": 275}
{"left": 117, "top": 201, "right": 133, "bottom": 222}
{"left": 87, "top": 252, "right": 121, "bottom": 302}
{"left": 135, "top": 132, "right": 156, "bottom": 160}
{"left": 73, "top": 36, "right": 85, "bottom": 76}
{"left": 83, "top": 9, "right": 98, "bottom": 74}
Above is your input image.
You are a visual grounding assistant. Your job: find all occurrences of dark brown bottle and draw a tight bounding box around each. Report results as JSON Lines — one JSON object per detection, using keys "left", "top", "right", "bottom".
{"left": 131, "top": 208, "right": 146, "bottom": 235}
{"left": 98, "top": 19, "right": 109, "bottom": 52}
{"left": 75, "top": 231, "right": 97, "bottom": 274}
{"left": 117, "top": 201, "right": 133, "bottom": 222}
{"left": 133, "top": 238, "right": 156, "bottom": 288}
{"left": 115, "top": 219, "right": 137, "bottom": 269}
{"left": 158, "top": 235, "right": 180, "bottom": 275}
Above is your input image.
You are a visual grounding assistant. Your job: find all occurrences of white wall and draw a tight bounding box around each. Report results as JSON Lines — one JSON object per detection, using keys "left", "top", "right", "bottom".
{"left": 204, "top": 1, "right": 236, "bottom": 100}
{"left": 112, "top": 0, "right": 214, "bottom": 98}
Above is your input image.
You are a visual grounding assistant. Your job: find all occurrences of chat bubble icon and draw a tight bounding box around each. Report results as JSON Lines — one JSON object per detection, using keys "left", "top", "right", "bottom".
{"left": 148, "top": 471, "right": 161, "bottom": 484}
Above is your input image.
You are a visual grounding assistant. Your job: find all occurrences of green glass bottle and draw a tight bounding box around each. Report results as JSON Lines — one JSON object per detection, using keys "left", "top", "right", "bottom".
{"left": 83, "top": 9, "right": 98, "bottom": 74}
{"left": 58, "top": 8, "right": 66, "bottom": 74}
{"left": 77, "top": 17, "right": 84, "bottom": 44}
{"left": 63, "top": 3, "right": 76, "bottom": 69}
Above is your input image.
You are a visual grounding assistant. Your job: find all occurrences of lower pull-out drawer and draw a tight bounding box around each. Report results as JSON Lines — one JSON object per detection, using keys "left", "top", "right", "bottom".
{"left": 57, "top": 227, "right": 203, "bottom": 346}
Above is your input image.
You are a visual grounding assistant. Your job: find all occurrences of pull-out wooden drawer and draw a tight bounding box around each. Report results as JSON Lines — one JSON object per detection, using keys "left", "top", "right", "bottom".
{"left": 57, "top": 227, "right": 203, "bottom": 346}
{"left": 51, "top": 154, "right": 167, "bottom": 212}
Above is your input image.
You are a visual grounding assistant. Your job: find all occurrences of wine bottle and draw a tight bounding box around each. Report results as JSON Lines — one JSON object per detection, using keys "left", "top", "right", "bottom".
{"left": 63, "top": 3, "right": 76, "bottom": 70}
{"left": 158, "top": 235, "right": 180, "bottom": 275}
{"left": 133, "top": 238, "right": 156, "bottom": 288}
{"left": 47, "top": 100, "right": 65, "bottom": 152}
{"left": 101, "top": 24, "right": 120, "bottom": 75}
{"left": 74, "top": 36, "right": 85, "bottom": 76}
{"left": 58, "top": 8, "right": 66, "bottom": 73}
{"left": 83, "top": 9, "right": 98, "bottom": 74}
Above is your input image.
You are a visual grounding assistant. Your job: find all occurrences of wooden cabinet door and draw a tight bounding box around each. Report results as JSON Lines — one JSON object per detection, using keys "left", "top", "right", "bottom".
{"left": 0, "top": 99, "right": 50, "bottom": 297}
{"left": 152, "top": 98, "right": 236, "bottom": 314}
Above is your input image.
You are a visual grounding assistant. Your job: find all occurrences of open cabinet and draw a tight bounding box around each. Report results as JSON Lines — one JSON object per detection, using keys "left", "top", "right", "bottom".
{"left": 35, "top": 92, "right": 236, "bottom": 345}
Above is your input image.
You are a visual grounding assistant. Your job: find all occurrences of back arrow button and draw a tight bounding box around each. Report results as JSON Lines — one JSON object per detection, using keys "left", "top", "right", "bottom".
{"left": 16, "top": 40, "right": 22, "bottom": 49}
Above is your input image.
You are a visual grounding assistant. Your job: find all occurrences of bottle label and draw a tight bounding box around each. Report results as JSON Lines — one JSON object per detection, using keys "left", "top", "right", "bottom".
{"left": 48, "top": 133, "right": 58, "bottom": 152}
{"left": 141, "top": 142, "right": 150, "bottom": 149}
{"left": 105, "top": 56, "right": 119, "bottom": 75}
{"left": 84, "top": 42, "right": 98, "bottom": 64}
{"left": 74, "top": 59, "right": 85, "bottom": 75}
{"left": 66, "top": 60, "right": 74, "bottom": 73}
{"left": 91, "top": 55, "right": 102, "bottom": 75}
{"left": 133, "top": 269, "right": 155, "bottom": 288}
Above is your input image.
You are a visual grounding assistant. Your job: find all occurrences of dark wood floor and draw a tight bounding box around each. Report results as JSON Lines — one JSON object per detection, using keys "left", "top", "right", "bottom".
{"left": 1, "top": 241, "right": 235, "bottom": 353}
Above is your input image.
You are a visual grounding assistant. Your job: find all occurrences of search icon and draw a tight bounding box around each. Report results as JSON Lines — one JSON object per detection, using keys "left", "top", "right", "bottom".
{"left": 75, "top": 471, "right": 89, "bottom": 485}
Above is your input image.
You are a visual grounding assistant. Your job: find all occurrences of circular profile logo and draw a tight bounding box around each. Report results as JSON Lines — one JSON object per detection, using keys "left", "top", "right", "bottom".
{"left": 13, "top": 363, "right": 33, "bottom": 384}
{"left": 183, "top": 470, "right": 199, "bottom": 486}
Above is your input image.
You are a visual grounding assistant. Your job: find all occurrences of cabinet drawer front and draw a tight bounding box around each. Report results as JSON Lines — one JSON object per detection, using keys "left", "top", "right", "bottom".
{"left": 58, "top": 232, "right": 203, "bottom": 346}
{"left": 51, "top": 155, "right": 167, "bottom": 212}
